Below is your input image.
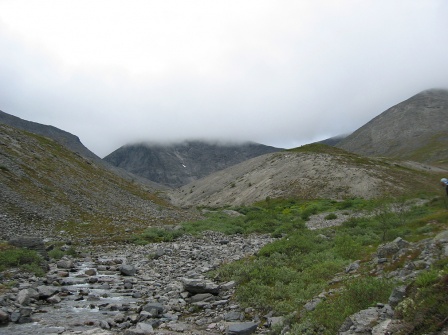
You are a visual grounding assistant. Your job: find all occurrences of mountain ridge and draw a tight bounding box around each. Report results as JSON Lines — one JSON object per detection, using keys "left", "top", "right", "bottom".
{"left": 104, "top": 140, "right": 282, "bottom": 188}
{"left": 336, "top": 88, "right": 448, "bottom": 167}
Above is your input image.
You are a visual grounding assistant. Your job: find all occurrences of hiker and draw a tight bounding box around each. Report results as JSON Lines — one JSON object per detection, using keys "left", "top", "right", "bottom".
{"left": 441, "top": 178, "right": 448, "bottom": 196}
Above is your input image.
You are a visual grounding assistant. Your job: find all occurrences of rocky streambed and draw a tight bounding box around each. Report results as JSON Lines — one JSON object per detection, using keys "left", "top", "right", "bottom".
{"left": 1, "top": 232, "right": 276, "bottom": 335}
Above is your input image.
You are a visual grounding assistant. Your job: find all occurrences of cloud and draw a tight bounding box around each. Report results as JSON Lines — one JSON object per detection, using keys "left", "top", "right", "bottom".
{"left": 0, "top": 0, "right": 447, "bottom": 157}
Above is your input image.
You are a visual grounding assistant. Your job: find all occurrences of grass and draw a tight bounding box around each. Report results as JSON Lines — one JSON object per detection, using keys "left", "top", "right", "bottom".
{"left": 0, "top": 244, "right": 45, "bottom": 277}
{"left": 294, "top": 277, "right": 396, "bottom": 334}
{"left": 194, "top": 195, "right": 447, "bottom": 333}
{"left": 394, "top": 258, "right": 448, "bottom": 334}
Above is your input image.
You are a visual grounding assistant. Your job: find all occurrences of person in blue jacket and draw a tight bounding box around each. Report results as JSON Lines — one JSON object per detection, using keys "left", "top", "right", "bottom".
{"left": 441, "top": 178, "right": 448, "bottom": 196}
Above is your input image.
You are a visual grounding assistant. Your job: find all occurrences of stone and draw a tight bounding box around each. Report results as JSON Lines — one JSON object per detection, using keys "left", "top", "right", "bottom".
{"left": 120, "top": 264, "right": 137, "bottom": 276}
{"left": 37, "top": 285, "right": 59, "bottom": 299}
{"left": 141, "top": 302, "right": 164, "bottom": 316}
{"left": 225, "top": 311, "right": 243, "bottom": 321}
{"left": 393, "top": 237, "right": 409, "bottom": 249}
{"left": 85, "top": 268, "right": 97, "bottom": 276}
{"left": 57, "top": 259, "right": 74, "bottom": 269}
{"left": 304, "top": 297, "right": 322, "bottom": 311}
{"left": 16, "top": 288, "right": 39, "bottom": 306}
{"left": 47, "top": 294, "right": 62, "bottom": 304}
{"left": 345, "top": 260, "right": 360, "bottom": 273}
{"left": 0, "top": 309, "right": 9, "bottom": 324}
{"left": 389, "top": 285, "right": 407, "bottom": 307}
{"left": 114, "top": 312, "right": 126, "bottom": 323}
{"left": 221, "top": 281, "right": 236, "bottom": 290}
{"left": 182, "top": 278, "right": 220, "bottom": 294}
{"left": 227, "top": 322, "right": 258, "bottom": 335}
{"left": 124, "top": 322, "right": 154, "bottom": 335}
{"left": 190, "top": 293, "right": 214, "bottom": 303}
{"left": 377, "top": 242, "right": 400, "bottom": 258}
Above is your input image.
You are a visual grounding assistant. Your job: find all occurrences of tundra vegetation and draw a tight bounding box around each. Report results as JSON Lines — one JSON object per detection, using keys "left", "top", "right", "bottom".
{"left": 133, "top": 195, "right": 448, "bottom": 334}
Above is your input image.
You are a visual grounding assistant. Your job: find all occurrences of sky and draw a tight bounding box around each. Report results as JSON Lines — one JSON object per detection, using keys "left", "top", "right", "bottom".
{"left": 0, "top": 0, "right": 447, "bottom": 157}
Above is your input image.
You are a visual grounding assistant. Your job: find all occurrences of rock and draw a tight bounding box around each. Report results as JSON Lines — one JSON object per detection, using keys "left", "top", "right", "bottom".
{"left": 114, "top": 312, "right": 126, "bottom": 323}
{"left": 56, "top": 259, "right": 74, "bottom": 269}
{"left": 190, "top": 293, "right": 214, "bottom": 303}
{"left": 389, "top": 285, "right": 407, "bottom": 308}
{"left": 141, "top": 302, "right": 164, "bottom": 317}
{"left": 221, "top": 281, "right": 237, "bottom": 290}
{"left": 37, "top": 285, "right": 59, "bottom": 299}
{"left": 168, "top": 322, "right": 191, "bottom": 332}
{"left": 182, "top": 278, "right": 220, "bottom": 294}
{"left": 393, "top": 237, "right": 410, "bottom": 249}
{"left": 16, "top": 288, "right": 39, "bottom": 306}
{"left": 345, "top": 260, "right": 360, "bottom": 273}
{"left": 227, "top": 322, "right": 258, "bottom": 335}
{"left": 120, "top": 264, "right": 137, "bottom": 276}
{"left": 225, "top": 311, "right": 243, "bottom": 321}
{"left": 304, "top": 297, "right": 322, "bottom": 311}
{"left": 47, "top": 294, "right": 62, "bottom": 304}
{"left": 339, "top": 305, "right": 394, "bottom": 334}
{"left": 124, "top": 322, "right": 154, "bottom": 335}
{"left": 377, "top": 241, "right": 400, "bottom": 258}
{"left": 85, "top": 268, "right": 97, "bottom": 276}
{"left": 0, "top": 309, "right": 9, "bottom": 324}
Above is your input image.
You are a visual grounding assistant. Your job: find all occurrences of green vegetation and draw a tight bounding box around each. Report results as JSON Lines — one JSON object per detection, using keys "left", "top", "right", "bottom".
{"left": 0, "top": 244, "right": 45, "bottom": 277}
{"left": 47, "top": 244, "right": 77, "bottom": 260}
{"left": 130, "top": 195, "right": 448, "bottom": 333}
{"left": 132, "top": 227, "right": 184, "bottom": 244}
{"left": 394, "top": 258, "right": 448, "bottom": 334}
{"left": 294, "top": 277, "right": 395, "bottom": 334}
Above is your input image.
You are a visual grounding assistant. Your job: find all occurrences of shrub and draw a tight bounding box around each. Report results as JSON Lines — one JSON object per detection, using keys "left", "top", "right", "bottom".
{"left": 0, "top": 247, "right": 45, "bottom": 276}
{"left": 48, "top": 249, "right": 65, "bottom": 260}
{"left": 306, "top": 277, "right": 395, "bottom": 334}
{"left": 132, "top": 227, "right": 183, "bottom": 244}
{"left": 324, "top": 213, "right": 337, "bottom": 220}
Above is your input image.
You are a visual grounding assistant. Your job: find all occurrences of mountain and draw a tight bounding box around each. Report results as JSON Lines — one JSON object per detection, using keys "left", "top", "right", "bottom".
{"left": 103, "top": 140, "right": 282, "bottom": 188}
{"left": 318, "top": 133, "right": 350, "bottom": 146}
{"left": 0, "top": 121, "right": 195, "bottom": 243}
{"left": 336, "top": 89, "right": 448, "bottom": 168}
{"left": 0, "top": 110, "right": 165, "bottom": 190}
{"left": 168, "top": 143, "right": 439, "bottom": 208}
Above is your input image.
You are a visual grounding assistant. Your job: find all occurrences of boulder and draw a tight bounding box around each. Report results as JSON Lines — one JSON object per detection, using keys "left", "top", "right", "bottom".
{"left": 56, "top": 259, "right": 74, "bottom": 269}
{"left": 16, "top": 288, "right": 39, "bottom": 306}
{"left": 120, "top": 264, "right": 137, "bottom": 276}
{"left": 0, "top": 309, "right": 9, "bottom": 324}
{"left": 182, "top": 278, "right": 220, "bottom": 294}
{"left": 141, "top": 302, "right": 164, "bottom": 317}
{"left": 37, "top": 285, "right": 59, "bottom": 299}
{"left": 124, "top": 322, "right": 154, "bottom": 335}
{"left": 227, "top": 322, "right": 258, "bottom": 335}
{"left": 339, "top": 305, "right": 393, "bottom": 334}
{"left": 388, "top": 286, "right": 407, "bottom": 308}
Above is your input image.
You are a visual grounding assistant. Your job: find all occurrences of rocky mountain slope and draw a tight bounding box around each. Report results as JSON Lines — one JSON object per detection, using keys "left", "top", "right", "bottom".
{"left": 103, "top": 141, "right": 281, "bottom": 188}
{"left": 0, "top": 123, "right": 195, "bottom": 242}
{"left": 0, "top": 110, "right": 165, "bottom": 190}
{"left": 168, "top": 144, "right": 441, "bottom": 208}
{"left": 336, "top": 89, "right": 448, "bottom": 168}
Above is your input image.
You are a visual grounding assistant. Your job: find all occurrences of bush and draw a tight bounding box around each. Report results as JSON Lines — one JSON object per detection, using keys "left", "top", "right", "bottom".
{"left": 132, "top": 227, "right": 184, "bottom": 244}
{"left": 305, "top": 277, "right": 395, "bottom": 334}
{"left": 0, "top": 247, "right": 45, "bottom": 276}
{"left": 48, "top": 249, "right": 65, "bottom": 260}
{"left": 324, "top": 213, "right": 337, "bottom": 220}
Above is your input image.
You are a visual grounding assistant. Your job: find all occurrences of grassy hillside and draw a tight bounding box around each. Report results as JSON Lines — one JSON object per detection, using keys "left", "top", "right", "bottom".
{"left": 0, "top": 124, "right": 194, "bottom": 243}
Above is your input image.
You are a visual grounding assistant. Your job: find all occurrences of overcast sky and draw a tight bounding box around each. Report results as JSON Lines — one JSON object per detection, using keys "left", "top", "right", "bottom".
{"left": 0, "top": 1, "right": 447, "bottom": 157}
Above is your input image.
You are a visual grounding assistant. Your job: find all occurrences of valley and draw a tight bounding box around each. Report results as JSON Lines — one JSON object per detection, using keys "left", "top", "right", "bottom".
{"left": 1, "top": 89, "right": 448, "bottom": 334}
